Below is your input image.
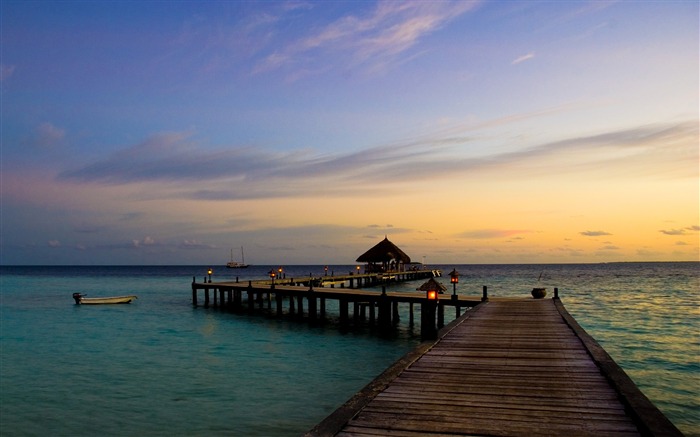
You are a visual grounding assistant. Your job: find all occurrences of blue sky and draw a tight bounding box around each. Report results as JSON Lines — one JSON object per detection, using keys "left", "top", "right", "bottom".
{"left": 1, "top": 0, "right": 698, "bottom": 265}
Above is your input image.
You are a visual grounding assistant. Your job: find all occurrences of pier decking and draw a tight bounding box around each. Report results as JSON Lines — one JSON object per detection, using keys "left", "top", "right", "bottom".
{"left": 306, "top": 298, "right": 682, "bottom": 436}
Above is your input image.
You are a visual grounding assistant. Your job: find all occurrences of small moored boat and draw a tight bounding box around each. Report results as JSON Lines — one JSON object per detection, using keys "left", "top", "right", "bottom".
{"left": 72, "top": 293, "right": 137, "bottom": 305}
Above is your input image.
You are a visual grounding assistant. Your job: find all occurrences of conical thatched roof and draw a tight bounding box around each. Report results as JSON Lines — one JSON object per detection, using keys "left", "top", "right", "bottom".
{"left": 417, "top": 278, "right": 447, "bottom": 293}
{"left": 356, "top": 236, "right": 411, "bottom": 264}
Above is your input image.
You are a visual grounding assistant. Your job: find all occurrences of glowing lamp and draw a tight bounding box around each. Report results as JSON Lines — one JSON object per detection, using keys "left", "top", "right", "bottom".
{"left": 427, "top": 290, "right": 438, "bottom": 300}
{"left": 449, "top": 269, "right": 459, "bottom": 284}
{"left": 449, "top": 269, "right": 459, "bottom": 297}
{"left": 207, "top": 268, "right": 213, "bottom": 282}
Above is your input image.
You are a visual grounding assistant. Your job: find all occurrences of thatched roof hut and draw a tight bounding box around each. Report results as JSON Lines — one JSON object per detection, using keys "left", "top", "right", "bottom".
{"left": 356, "top": 236, "right": 411, "bottom": 273}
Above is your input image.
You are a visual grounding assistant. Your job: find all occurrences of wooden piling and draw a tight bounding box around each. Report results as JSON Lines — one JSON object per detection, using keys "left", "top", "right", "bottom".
{"left": 191, "top": 277, "right": 197, "bottom": 306}
{"left": 420, "top": 299, "right": 437, "bottom": 339}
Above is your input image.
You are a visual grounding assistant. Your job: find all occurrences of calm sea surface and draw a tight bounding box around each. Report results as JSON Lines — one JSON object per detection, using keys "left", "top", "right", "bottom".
{"left": 1, "top": 263, "right": 698, "bottom": 436}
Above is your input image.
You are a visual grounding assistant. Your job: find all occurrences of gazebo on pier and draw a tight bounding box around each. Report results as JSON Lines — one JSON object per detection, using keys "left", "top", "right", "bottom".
{"left": 356, "top": 236, "right": 411, "bottom": 273}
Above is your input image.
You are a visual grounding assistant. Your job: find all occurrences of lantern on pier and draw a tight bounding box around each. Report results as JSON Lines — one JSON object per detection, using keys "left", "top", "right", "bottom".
{"left": 207, "top": 267, "right": 213, "bottom": 283}
{"left": 449, "top": 269, "right": 460, "bottom": 297}
{"left": 269, "top": 269, "right": 276, "bottom": 283}
{"left": 418, "top": 278, "right": 445, "bottom": 301}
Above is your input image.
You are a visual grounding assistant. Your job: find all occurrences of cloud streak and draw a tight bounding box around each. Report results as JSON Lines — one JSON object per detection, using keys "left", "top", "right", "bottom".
{"left": 512, "top": 53, "right": 535, "bottom": 65}
{"left": 660, "top": 225, "right": 700, "bottom": 236}
{"left": 580, "top": 231, "right": 612, "bottom": 237}
{"left": 253, "top": 0, "right": 479, "bottom": 77}
{"left": 458, "top": 229, "right": 531, "bottom": 239}
{"left": 56, "top": 119, "right": 698, "bottom": 201}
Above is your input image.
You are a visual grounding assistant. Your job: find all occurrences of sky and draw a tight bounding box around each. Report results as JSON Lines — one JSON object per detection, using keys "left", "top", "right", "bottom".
{"left": 1, "top": 0, "right": 698, "bottom": 266}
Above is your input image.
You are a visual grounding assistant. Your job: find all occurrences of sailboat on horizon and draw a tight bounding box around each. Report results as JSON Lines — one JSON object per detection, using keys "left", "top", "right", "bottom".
{"left": 226, "top": 247, "right": 249, "bottom": 268}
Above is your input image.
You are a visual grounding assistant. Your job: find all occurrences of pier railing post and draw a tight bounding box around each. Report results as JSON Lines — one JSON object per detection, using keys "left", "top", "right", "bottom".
{"left": 554, "top": 287, "right": 559, "bottom": 299}
{"left": 482, "top": 286, "right": 488, "bottom": 301}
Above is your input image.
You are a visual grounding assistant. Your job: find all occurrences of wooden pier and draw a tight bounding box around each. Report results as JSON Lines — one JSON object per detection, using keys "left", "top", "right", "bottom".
{"left": 305, "top": 298, "right": 683, "bottom": 436}
{"left": 191, "top": 270, "right": 490, "bottom": 339}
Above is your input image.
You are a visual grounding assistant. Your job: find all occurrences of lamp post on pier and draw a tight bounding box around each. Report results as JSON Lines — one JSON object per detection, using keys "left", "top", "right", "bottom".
{"left": 417, "top": 278, "right": 445, "bottom": 340}
{"left": 207, "top": 268, "right": 213, "bottom": 283}
{"left": 449, "top": 269, "right": 459, "bottom": 301}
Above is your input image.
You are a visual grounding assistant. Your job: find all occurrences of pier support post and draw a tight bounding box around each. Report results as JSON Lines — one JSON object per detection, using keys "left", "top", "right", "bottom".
{"left": 234, "top": 289, "right": 242, "bottom": 309}
{"left": 276, "top": 292, "right": 283, "bottom": 316}
{"left": 297, "top": 295, "right": 304, "bottom": 319}
{"left": 204, "top": 287, "right": 210, "bottom": 308}
{"left": 339, "top": 300, "right": 349, "bottom": 325}
{"left": 378, "top": 287, "right": 391, "bottom": 331}
{"left": 308, "top": 286, "right": 317, "bottom": 322}
{"left": 392, "top": 301, "right": 400, "bottom": 323}
{"left": 247, "top": 281, "right": 254, "bottom": 313}
{"left": 421, "top": 299, "right": 438, "bottom": 340}
{"left": 192, "top": 277, "right": 197, "bottom": 307}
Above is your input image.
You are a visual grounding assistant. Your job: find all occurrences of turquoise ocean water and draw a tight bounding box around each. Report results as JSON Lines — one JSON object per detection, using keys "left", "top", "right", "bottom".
{"left": 1, "top": 263, "right": 698, "bottom": 436}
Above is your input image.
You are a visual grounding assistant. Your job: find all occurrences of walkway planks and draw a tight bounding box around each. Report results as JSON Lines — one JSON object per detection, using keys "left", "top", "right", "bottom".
{"left": 307, "top": 298, "right": 683, "bottom": 436}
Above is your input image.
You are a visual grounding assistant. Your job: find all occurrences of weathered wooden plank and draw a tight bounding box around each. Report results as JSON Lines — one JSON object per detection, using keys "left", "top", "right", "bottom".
{"left": 369, "top": 395, "right": 627, "bottom": 413}
{"left": 347, "top": 413, "right": 640, "bottom": 436}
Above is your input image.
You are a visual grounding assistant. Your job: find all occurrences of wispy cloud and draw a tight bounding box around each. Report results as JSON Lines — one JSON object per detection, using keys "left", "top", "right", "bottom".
{"left": 660, "top": 225, "right": 700, "bottom": 235}
{"left": 458, "top": 229, "right": 530, "bottom": 239}
{"left": 22, "top": 122, "right": 66, "bottom": 149}
{"left": 56, "top": 119, "right": 698, "bottom": 201}
{"left": 580, "top": 230, "right": 611, "bottom": 237}
{"left": 253, "top": 0, "right": 479, "bottom": 77}
{"left": 132, "top": 236, "right": 156, "bottom": 247}
{"left": 512, "top": 52, "right": 535, "bottom": 65}
{"left": 0, "top": 64, "right": 16, "bottom": 81}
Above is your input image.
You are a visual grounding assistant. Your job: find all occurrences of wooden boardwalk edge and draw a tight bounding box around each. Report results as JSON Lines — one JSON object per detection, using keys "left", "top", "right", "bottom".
{"left": 553, "top": 298, "right": 683, "bottom": 437}
{"left": 303, "top": 302, "right": 491, "bottom": 437}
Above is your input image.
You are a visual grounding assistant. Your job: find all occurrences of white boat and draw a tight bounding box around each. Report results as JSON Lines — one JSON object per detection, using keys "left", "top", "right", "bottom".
{"left": 226, "top": 247, "right": 249, "bottom": 268}
{"left": 73, "top": 293, "right": 137, "bottom": 305}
